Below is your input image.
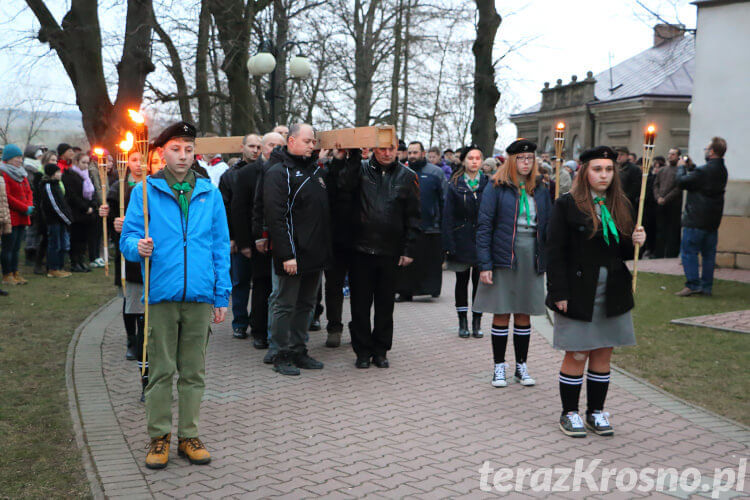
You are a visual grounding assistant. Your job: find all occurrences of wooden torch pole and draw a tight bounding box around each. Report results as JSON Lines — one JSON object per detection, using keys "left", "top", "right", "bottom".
{"left": 117, "top": 133, "right": 133, "bottom": 293}
{"left": 554, "top": 121, "right": 565, "bottom": 199}
{"left": 632, "top": 124, "right": 657, "bottom": 293}
{"left": 94, "top": 148, "right": 109, "bottom": 277}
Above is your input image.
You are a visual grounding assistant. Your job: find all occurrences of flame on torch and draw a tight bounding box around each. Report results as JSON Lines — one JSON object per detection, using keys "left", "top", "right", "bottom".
{"left": 647, "top": 124, "right": 656, "bottom": 134}
{"left": 128, "top": 109, "right": 145, "bottom": 124}
{"left": 93, "top": 147, "right": 104, "bottom": 157}
{"left": 119, "top": 132, "right": 135, "bottom": 152}
{"left": 556, "top": 122, "right": 565, "bottom": 131}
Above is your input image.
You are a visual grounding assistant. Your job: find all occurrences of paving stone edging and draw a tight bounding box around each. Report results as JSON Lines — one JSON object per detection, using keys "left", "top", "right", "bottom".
{"left": 535, "top": 310, "right": 750, "bottom": 446}
{"left": 66, "top": 298, "right": 153, "bottom": 499}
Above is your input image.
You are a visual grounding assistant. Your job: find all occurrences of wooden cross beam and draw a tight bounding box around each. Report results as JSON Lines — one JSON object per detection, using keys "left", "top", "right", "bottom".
{"left": 194, "top": 125, "right": 397, "bottom": 155}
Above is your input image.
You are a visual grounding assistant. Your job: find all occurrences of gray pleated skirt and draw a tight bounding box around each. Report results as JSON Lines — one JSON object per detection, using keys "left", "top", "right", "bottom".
{"left": 553, "top": 266, "right": 636, "bottom": 351}
{"left": 472, "top": 231, "right": 546, "bottom": 315}
{"left": 123, "top": 282, "right": 145, "bottom": 315}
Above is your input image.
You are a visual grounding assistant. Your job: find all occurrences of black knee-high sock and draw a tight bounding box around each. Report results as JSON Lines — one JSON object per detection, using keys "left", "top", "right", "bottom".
{"left": 559, "top": 372, "right": 583, "bottom": 414}
{"left": 123, "top": 300, "right": 137, "bottom": 342}
{"left": 513, "top": 323, "right": 531, "bottom": 364}
{"left": 491, "top": 325, "right": 508, "bottom": 363}
{"left": 586, "top": 369, "right": 611, "bottom": 414}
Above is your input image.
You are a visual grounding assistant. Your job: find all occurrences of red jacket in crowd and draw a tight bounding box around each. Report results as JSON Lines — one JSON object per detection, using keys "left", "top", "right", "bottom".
{"left": 1, "top": 172, "right": 33, "bottom": 227}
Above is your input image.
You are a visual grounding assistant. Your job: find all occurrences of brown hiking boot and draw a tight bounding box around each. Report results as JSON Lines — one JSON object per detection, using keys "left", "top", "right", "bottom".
{"left": 145, "top": 433, "right": 170, "bottom": 469}
{"left": 47, "top": 270, "right": 72, "bottom": 278}
{"left": 2, "top": 274, "right": 16, "bottom": 286}
{"left": 178, "top": 437, "right": 211, "bottom": 465}
{"left": 674, "top": 287, "right": 701, "bottom": 297}
{"left": 12, "top": 272, "right": 28, "bottom": 285}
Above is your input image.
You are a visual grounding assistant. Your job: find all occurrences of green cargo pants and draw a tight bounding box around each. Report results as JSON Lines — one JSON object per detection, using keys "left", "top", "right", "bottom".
{"left": 145, "top": 301, "right": 213, "bottom": 438}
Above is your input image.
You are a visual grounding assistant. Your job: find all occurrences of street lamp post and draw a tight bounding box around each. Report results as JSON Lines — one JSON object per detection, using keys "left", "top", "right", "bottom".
{"left": 247, "top": 38, "right": 312, "bottom": 126}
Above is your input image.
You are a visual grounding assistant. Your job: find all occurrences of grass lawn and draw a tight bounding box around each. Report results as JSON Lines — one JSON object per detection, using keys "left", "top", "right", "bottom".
{"left": 613, "top": 272, "right": 750, "bottom": 426}
{"left": 1, "top": 261, "right": 115, "bottom": 498}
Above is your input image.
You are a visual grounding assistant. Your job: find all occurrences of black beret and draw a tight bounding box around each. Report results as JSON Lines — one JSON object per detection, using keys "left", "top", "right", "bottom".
{"left": 57, "top": 143, "right": 72, "bottom": 156}
{"left": 505, "top": 139, "right": 537, "bottom": 155}
{"left": 44, "top": 163, "right": 60, "bottom": 176}
{"left": 459, "top": 144, "right": 482, "bottom": 162}
{"left": 152, "top": 121, "right": 197, "bottom": 148}
{"left": 579, "top": 146, "right": 617, "bottom": 163}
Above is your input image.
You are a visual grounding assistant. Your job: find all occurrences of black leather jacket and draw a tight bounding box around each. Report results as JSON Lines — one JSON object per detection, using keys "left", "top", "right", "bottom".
{"left": 676, "top": 158, "right": 728, "bottom": 231}
{"left": 333, "top": 152, "right": 421, "bottom": 258}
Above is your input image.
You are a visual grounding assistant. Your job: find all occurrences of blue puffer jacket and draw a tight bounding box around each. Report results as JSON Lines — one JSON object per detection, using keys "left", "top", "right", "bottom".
{"left": 475, "top": 179, "right": 551, "bottom": 273}
{"left": 410, "top": 159, "right": 447, "bottom": 234}
{"left": 442, "top": 174, "right": 489, "bottom": 264}
{"left": 120, "top": 170, "right": 232, "bottom": 307}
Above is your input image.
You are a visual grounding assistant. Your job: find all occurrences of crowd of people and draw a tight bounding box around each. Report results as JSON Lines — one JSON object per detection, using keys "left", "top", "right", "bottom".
{"left": 0, "top": 122, "right": 729, "bottom": 468}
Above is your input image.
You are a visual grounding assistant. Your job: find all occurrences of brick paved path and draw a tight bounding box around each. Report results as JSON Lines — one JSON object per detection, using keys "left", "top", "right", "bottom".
{"left": 671, "top": 310, "right": 750, "bottom": 334}
{"left": 627, "top": 258, "right": 750, "bottom": 284}
{"left": 73, "top": 272, "right": 749, "bottom": 498}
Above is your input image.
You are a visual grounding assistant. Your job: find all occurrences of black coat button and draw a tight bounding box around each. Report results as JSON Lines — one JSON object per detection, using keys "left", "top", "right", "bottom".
{"left": 576, "top": 271, "right": 582, "bottom": 277}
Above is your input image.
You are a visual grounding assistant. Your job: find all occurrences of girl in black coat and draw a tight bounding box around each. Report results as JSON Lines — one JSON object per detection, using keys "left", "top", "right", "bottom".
{"left": 63, "top": 152, "right": 99, "bottom": 272}
{"left": 442, "top": 145, "right": 488, "bottom": 339}
{"left": 546, "top": 146, "right": 646, "bottom": 438}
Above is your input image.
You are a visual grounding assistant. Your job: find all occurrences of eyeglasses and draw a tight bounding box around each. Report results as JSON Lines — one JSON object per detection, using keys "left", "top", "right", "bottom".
{"left": 516, "top": 155, "right": 535, "bottom": 163}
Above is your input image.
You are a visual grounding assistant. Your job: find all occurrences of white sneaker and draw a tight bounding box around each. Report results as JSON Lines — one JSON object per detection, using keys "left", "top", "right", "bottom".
{"left": 514, "top": 362, "right": 535, "bottom": 386}
{"left": 95, "top": 257, "right": 106, "bottom": 267}
{"left": 491, "top": 363, "right": 507, "bottom": 387}
{"left": 89, "top": 260, "right": 101, "bottom": 268}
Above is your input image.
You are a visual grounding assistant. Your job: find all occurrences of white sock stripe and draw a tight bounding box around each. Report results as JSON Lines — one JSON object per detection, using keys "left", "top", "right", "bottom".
{"left": 456, "top": 307, "right": 469, "bottom": 312}
{"left": 491, "top": 327, "right": 509, "bottom": 336}
{"left": 513, "top": 331, "right": 531, "bottom": 335}
{"left": 587, "top": 373, "right": 611, "bottom": 382}
{"left": 513, "top": 326, "right": 531, "bottom": 331}
{"left": 559, "top": 375, "right": 584, "bottom": 385}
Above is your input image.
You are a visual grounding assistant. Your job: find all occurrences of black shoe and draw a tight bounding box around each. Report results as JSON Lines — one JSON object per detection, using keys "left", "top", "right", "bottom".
{"left": 472, "top": 313, "right": 483, "bottom": 338}
{"left": 80, "top": 262, "right": 92, "bottom": 272}
{"left": 263, "top": 350, "right": 276, "bottom": 364}
{"left": 394, "top": 294, "right": 412, "bottom": 303}
{"left": 372, "top": 355, "right": 389, "bottom": 368}
{"left": 140, "top": 390, "right": 145, "bottom": 403}
{"left": 233, "top": 328, "right": 248, "bottom": 339}
{"left": 0, "top": 288, "right": 8, "bottom": 296}
{"left": 355, "top": 357, "right": 370, "bottom": 369}
{"left": 458, "top": 314, "right": 470, "bottom": 338}
{"left": 126, "top": 345, "right": 137, "bottom": 360}
{"left": 33, "top": 264, "right": 46, "bottom": 275}
{"left": 273, "top": 353, "right": 300, "bottom": 376}
{"left": 294, "top": 350, "right": 324, "bottom": 369}
{"left": 70, "top": 262, "right": 86, "bottom": 273}
{"left": 252, "top": 337, "right": 269, "bottom": 349}
{"left": 309, "top": 318, "right": 321, "bottom": 331}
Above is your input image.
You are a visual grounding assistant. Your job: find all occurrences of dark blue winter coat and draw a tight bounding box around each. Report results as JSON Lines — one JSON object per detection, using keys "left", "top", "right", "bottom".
{"left": 442, "top": 174, "right": 489, "bottom": 265}
{"left": 410, "top": 159, "right": 447, "bottom": 234}
{"left": 475, "top": 179, "right": 552, "bottom": 273}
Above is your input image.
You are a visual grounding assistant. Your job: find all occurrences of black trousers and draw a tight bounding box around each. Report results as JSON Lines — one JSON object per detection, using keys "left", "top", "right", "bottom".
{"left": 88, "top": 217, "right": 102, "bottom": 261}
{"left": 349, "top": 251, "right": 398, "bottom": 358}
{"left": 455, "top": 266, "right": 480, "bottom": 309}
{"left": 69, "top": 221, "right": 90, "bottom": 264}
{"left": 324, "top": 251, "right": 350, "bottom": 333}
{"left": 654, "top": 201, "right": 682, "bottom": 258}
{"left": 250, "top": 273, "right": 272, "bottom": 340}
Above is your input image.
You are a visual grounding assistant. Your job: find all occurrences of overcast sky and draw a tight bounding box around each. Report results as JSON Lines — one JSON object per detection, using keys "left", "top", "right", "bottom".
{"left": 0, "top": 0, "right": 696, "bottom": 142}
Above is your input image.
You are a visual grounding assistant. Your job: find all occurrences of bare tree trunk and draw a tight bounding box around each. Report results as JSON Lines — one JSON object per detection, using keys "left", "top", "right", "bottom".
{"left": 208, "top": 0, "right": 270, "bottom": 135}
{"left": 26, "top": 0, "right": 155, "bottom": 150}
{"left": 428, "top": 39, "right": 449, "bottom": 147}
{"left": 196, "top": 0, "right": 212, "bottom": 133}
{"left": 272, "top": 0, "right": 289, "bottom": 127}
{"left": 399, "top": 0, "right": 412, "bottom": 135}
{"left": 389, "top": 0, "right": 403, "bottom": 129}
{"left": 209, "top": 20, "right": 228, "bottom": 136}
{"left": 471, "top": 0, "right": 501, "bottom": 156}
{"left": 151, "top": 11, "right": 194, "bottom": 123}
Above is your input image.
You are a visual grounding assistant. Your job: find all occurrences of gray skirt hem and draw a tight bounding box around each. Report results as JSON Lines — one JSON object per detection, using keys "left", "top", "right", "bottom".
{"left": 552, "top": 341, "right": 636, "bottom": 351}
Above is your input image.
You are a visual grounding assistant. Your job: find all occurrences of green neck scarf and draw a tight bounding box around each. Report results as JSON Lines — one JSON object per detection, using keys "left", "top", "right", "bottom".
{"left": 128, "top": 181, "right": 136, "bottom": 187}
{"left": 519, "top": 182, "right": 530, "bottom": 225}
{"left": 464, "top": 172, "right": 481, "bottom": 192}
{"left": 594, "top": 196, "right": 619, "bottom": 245}
{"left": 172, "top": 181, "right": 192, "bottom": 219}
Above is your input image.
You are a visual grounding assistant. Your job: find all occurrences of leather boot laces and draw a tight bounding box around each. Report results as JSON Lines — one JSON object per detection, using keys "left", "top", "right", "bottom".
{"left": 183, "top": 437, "right": 205, "bottom": 451}
{"left": 148, "top": 435, "right": 169, "bottom": 454}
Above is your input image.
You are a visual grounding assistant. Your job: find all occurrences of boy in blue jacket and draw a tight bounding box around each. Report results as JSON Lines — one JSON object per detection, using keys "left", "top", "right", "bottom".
{"left": 120, "top": 121, "right": 231, "bottom": 469}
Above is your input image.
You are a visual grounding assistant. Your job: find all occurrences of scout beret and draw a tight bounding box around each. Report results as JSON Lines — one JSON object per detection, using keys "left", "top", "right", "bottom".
{"left": 459, "top": 144, "right": 482, "bottom": 162}
{"left": 579, "top": 146, "right": 617, "bottom": 163}
{"left": 505, "top": 139, "right": 537, "bottom": 155}
{"left": 152, "top": 121, "right": 197, "bottom": 148}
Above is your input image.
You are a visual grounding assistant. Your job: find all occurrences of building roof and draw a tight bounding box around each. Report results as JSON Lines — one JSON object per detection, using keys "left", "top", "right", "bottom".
{"left": 516, "top": 34, "right": 695, "bottom": 115}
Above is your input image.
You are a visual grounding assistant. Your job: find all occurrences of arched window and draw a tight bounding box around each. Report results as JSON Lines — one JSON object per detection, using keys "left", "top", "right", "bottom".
{"left": 572, "top": 135, "right": 582, "bottom": 159}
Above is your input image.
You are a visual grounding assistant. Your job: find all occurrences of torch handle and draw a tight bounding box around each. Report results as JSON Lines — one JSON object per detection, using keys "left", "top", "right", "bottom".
{"left": 119, "top": 172, "right": 127, "bottom": 292}
{"left": 555, "top": 158, "right": 561, "bottom": 199}
{"left": 141, "top": 169, "right": 149, "bottom": 377}
{"left": 632, "top": 147, "right": 655, "bottom": 293}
